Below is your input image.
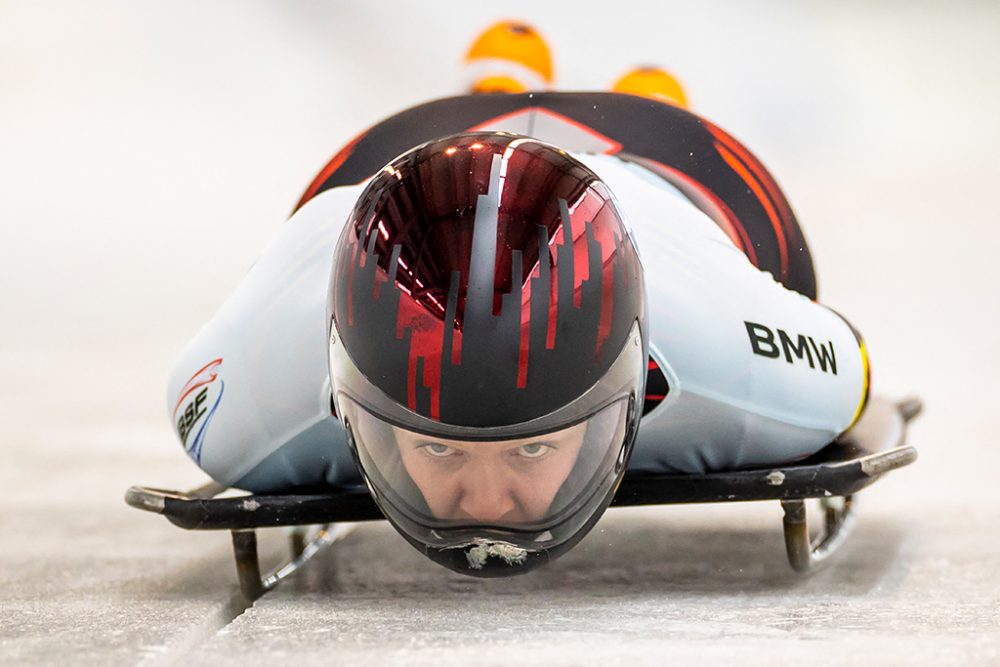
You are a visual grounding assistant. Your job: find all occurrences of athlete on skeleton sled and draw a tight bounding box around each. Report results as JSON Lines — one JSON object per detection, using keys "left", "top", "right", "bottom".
{"left": 164, "top": 94, "right": 882, "bottom": 576}
{"left": 141, "top": 21, "right": 920, "bottom": 584}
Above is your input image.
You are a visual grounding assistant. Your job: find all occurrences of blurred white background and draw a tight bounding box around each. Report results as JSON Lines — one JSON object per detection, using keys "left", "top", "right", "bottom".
{"left": 2, "top": 1, "right": 998, "bottom": 451}
{"left": 1, "top": 2, "right": 998, "bottom": 664}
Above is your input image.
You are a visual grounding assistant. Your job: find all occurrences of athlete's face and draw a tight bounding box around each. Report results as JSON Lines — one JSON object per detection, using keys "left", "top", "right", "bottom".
{"left": 394, "top": 422, "right": 587, "bottom": 524}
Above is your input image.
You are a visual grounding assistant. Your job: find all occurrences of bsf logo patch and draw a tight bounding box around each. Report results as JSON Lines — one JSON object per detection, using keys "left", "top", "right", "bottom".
{"left": 173, "top": 358, "right": 225, "bottom": 463}
{"left": 177, "top": 389, "right": 209, "bottom": 443}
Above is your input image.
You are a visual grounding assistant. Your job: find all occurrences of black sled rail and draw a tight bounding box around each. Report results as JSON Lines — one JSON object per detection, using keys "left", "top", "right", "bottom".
{"left": 126, "top": 396, "right": 920, "bottom": 597}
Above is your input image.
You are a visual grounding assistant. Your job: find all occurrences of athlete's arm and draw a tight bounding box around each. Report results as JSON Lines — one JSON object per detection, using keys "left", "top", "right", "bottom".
{"left": 166, "top": 185, "right": 366, "bottom": 490}
{"left": 581, "top": 154, "right": 869, "bottom": 474}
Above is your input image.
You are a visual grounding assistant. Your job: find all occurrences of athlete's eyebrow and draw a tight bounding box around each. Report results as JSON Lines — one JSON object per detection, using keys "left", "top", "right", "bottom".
{"left": 413, "top": 439, "right": 466, "bottom": 450}
{"left": 412, "top": 439, "right": 446, "bottom": 447}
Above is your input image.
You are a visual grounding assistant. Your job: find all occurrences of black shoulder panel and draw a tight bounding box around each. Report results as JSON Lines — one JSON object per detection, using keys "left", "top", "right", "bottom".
{"left": 298, "top": 92, "right": 816, "bottom": 299}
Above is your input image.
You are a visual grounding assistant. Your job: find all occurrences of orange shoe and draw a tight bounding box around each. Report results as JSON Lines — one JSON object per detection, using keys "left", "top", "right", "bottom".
{"left": 463, "top": 21, "right": 554, "bottom": 94}
{"left": 612, "top": 66, "right": 689, "bottom": 108}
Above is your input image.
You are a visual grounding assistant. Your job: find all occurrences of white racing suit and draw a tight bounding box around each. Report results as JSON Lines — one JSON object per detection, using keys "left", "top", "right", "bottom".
{"left": 167, "top": 153, "right": 869, "bottom": 492}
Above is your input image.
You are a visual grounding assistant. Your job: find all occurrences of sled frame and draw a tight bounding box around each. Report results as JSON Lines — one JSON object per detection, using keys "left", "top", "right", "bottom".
{"left": 126, "top": 396, "right": 920, "bottom": 599}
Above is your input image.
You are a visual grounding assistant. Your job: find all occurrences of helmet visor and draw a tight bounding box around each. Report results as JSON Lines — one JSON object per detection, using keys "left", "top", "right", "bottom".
{"left": 340, "top": 396, "right": 630, "bottom": 536}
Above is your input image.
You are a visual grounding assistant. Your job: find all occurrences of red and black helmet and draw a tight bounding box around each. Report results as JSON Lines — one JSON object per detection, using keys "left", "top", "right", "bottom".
{"left": 328, "top": 132, "right": 647, "bottom": 576}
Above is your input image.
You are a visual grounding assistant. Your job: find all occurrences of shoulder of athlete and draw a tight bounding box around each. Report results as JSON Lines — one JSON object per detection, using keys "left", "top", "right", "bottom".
{"left": 283, "top": 177, "right": 369, "bottom": 245}
{"left": 291, "top": 181, "right": 368, "bottom": 222}
{"left": 568, "top": 151, "right": 742, "bottom": 256}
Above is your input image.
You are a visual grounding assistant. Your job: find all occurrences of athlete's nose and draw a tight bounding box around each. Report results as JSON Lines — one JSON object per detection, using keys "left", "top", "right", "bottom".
{"left": 456, "top": 465, "right": 517, "bottom": 523}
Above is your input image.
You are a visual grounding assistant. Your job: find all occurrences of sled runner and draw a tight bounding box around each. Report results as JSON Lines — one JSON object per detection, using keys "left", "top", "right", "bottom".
{"left": 126, "top": 396, "right": 920, "bottom": 599}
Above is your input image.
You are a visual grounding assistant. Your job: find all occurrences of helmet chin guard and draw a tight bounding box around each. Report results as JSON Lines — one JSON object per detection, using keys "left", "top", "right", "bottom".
{"left": 328, "top": 132, "right": 648, "bottom": 576}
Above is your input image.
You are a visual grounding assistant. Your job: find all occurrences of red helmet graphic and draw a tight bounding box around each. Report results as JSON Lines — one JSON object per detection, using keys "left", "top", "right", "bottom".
{"left": 329, "top": 132, "right": 647, "bottom": 575}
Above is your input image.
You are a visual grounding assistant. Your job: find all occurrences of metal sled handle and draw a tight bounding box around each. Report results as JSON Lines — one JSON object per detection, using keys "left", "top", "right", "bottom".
{"left": 779, "top": 397, "right": 922, "bottom": 573}
{"left": 231, "top": 524, "right": 351, "bottom": 601}
{"left": 781, "top": 496, "right": 857, "bottom": 573}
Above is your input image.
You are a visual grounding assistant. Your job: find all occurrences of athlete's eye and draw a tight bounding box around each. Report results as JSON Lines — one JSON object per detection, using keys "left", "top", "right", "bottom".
{"left": 420, "top": 442, "right": 458, "bottom": 458}
{"left": 518, "top": 442, "right": 551, "bottom": 459}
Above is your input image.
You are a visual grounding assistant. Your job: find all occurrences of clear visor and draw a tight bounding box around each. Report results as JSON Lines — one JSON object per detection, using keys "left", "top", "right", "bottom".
{"left": 340, "top": 396, "right": 630, "bottom": 534}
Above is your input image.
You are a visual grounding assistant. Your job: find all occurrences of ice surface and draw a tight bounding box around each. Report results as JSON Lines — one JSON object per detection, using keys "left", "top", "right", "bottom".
{"left": 1, "top": 1, "right": 999, "bottom": 664}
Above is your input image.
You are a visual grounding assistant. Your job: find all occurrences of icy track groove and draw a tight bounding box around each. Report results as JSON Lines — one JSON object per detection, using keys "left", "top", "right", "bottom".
{"left": 138, "top": 594, "right": 254, "bottom": 667}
